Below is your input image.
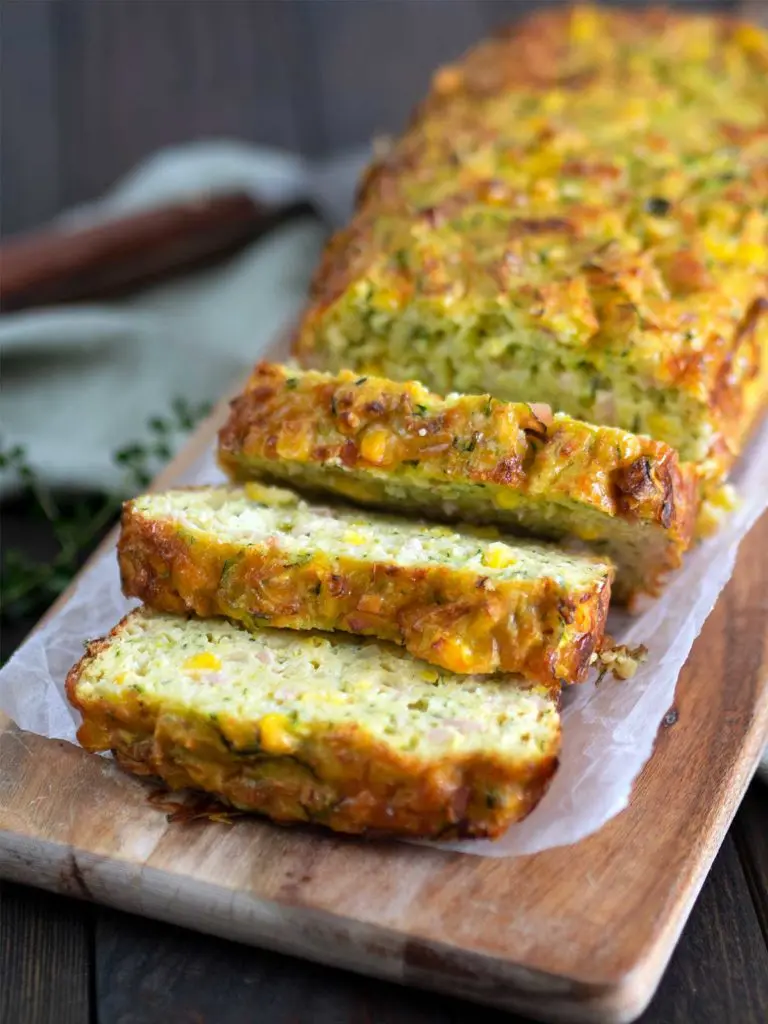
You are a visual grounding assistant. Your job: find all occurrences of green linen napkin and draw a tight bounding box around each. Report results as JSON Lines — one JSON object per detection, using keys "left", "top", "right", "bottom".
{"left": 0, "top": 140, "right": 368, "bottom": 497}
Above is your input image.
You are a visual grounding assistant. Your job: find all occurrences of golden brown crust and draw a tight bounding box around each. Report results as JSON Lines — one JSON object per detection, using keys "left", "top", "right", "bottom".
{"left": 117, "top": 493, "right": 611, "bottom": 683}
{"left": 222, "top": 362, "right": 696, "bottom": 534}
{"left": 218, "top": 363, "right": 698, "bottom": 600}
{"left": 293, "top": 6, "right": 768, "bottom": 477}
{"left": 106, "top": 716, "right": 558, "bottom": 840}
{"left": 66, "top": 612, "right": 561, "bottom": 840}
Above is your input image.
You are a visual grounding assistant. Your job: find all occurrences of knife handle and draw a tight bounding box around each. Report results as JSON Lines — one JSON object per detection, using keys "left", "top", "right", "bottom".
{"left": 0, "top": 192, "right": 316, "bottom": 312}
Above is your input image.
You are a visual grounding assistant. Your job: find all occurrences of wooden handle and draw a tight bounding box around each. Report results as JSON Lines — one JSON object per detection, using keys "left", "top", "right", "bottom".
{"left": 0, "top": 192, "right": 316, "bottom": 312}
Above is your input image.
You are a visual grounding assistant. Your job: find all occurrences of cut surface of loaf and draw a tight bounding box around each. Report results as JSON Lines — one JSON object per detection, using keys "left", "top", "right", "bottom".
{"left": 294, "top": 6, "right": 768, "bottom": 484}
{"left": 219, "top": 362, "right": 698, "bottom": 601}
{"left": 66, "top": 608, "right": 561, "bottom": 839}
{"left": 118, "top": 484, "right": 612, "bottom": 683}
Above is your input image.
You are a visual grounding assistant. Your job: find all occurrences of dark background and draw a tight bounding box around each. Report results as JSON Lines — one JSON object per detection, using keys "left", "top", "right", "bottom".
{"left": 0, "top": 0, "right": 744, "bottom": 239}
{"left": 1, "top": 3, "right": 767, "bottom": 1023}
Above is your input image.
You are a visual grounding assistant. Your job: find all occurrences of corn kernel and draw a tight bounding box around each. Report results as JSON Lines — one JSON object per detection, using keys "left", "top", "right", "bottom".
{"left": 244, "top": 481, "right": 270, "bottom": 503}
{"left": 183, "top": 652, "right": 222, "bottom": 672}
{"left": 575, "top": 524, "right": 604, "bottom": 542}
{"left": 697, "top": 483, "right": 739, "bottom": 538}
{"left": 703, "top": 231, "right": 768, "bottom": 268}
{"left": 360, "top": 425, "right": 392, "bottom": 465}
{"left": 540, "top": 89, "right": 566, "bottom": 114}
{"left": 438, "top": 637, "right": 477, "bottom": 674}
{"left": 275, "top": 429, "right": 312, "bottom": 461}
{"left": 621, "top": 97, "right": 648, "bottom": 129}
{"left": 570, "top": 5, "right": 600, "bottom": 44}
{"left": 343, "top": 530, "right": 366, "bottom": 545}
{"left": 492, "top": 489, "right": 521, "bottom": 512}
{"left": 681, "top": 28, "right": 713, "bottom": 63}
{"left": 733, "top": 24, "right": 768, "bottom": 57}
{"left": 244, "top": 482, "right": 295, "bottom": 506}
{"left": 482, "top": 543, "right": 517, "bottom": 569}
{"left": 258, "top": 713, "right": 297, "bottom": 754}
{"left": 738, "top": 243, "right": 768, "bottom": 267}
{"left": 370, "top": 287, "right": 404, "bottom": 312}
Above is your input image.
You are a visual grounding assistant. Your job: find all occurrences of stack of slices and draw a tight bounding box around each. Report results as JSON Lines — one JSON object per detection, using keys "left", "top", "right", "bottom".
{"left": 67, "top": 362, "right": 697, "bottom": 841}
{"left": 66, "top": 7, "right": 767, "bottom": 841}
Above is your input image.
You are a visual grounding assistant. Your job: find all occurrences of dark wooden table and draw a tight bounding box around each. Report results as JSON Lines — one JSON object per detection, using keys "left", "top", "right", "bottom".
{"left": 2, "top": 484, "right": 767, "bottom": 1024}
{"left": 1, "top": 2, "right": 767, "bottom": 1021}
{"left": 0, "top": 796, "right": 766, "bottom": 1024}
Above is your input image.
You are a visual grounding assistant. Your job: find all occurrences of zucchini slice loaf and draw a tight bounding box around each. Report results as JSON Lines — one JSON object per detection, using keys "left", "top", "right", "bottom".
{"left": 219, "top": 362, "right": 698, "bottom": 601}
{"left": 118, "top": 484, "right": 612, "bottom": 683}
{"left": 66, "top": 609, "right": 561, "bottom": 839}
{"left": 294, "top": 7, "right": 768, "bottom": 483}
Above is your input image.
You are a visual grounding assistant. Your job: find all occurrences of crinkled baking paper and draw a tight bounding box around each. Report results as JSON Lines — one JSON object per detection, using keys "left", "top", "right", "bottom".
{"left": 2, "top": 424, "right": 766, "bottom": 857}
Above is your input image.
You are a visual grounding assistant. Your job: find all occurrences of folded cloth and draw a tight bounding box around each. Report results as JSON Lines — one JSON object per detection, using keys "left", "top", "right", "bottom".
{"left": 0, "top": 140, "right": 368, "bottom": 498}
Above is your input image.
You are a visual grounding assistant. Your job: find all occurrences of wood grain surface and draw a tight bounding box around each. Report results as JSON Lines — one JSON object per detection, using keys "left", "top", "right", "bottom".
{"left": 0, "top": 5, "right": 764, "bottom": 1022}
{"left": 1, "top": 386, "right": 766, "bottom": 1024}
{"left": 734, "top": 787, "right": 768, "bottom": 943}
{"left": 2, "top": 823, "right": 767, "bottom": 1024}
{"left": 0, "top": 883, "right": 92, "bottom": 1024}
{"left": 84, "top": 845, "right": 768, "bottom": 1024}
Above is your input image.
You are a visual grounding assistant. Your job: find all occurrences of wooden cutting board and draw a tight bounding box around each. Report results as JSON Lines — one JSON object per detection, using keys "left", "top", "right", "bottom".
{"left": 1, "top": 372, "right": 767, "bottom": 1024}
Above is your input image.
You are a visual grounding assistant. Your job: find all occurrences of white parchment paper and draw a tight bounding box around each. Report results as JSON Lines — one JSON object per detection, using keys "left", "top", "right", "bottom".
{"left": 1, "top": 423, "right": 767, "bottom": 857}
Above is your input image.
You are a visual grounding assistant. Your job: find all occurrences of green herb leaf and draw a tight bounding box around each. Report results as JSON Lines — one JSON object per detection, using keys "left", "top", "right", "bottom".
{"left": 1, "top": 395, "right": 212, "bottom": 623}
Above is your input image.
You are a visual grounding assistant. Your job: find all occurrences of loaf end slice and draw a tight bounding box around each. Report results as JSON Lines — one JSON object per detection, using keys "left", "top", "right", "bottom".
{"left": 66, "top": 608, "right": 561, "bottom": 839}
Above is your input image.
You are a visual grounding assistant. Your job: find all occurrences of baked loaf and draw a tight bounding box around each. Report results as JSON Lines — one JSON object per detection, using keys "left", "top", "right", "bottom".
{"left": 66, "top": 608, "right": 561, "bottom": 839}
{"left": 294, "top": 6, "right": 768, "bottom": 484}
{"left": 219, "top": 362, "right": 698, "bottom": 601}
{"left": 118, "top": 483, "right": 612, "bottom": 683}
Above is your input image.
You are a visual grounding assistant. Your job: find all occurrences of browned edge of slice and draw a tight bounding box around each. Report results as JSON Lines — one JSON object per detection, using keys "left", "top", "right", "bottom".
{"left": 65, "top": 609, "right": 562, "bottom": 840}
{"left": 117, "top": 487, "right": 612, "bottom": 684}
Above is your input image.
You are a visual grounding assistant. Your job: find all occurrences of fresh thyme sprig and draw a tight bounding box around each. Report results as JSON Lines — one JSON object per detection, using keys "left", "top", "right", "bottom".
{"left": 0, "top": 397, "right": 211, "bottom": 621}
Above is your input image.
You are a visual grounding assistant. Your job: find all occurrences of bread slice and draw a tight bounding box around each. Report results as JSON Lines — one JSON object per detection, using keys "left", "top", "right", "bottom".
{"left": 219, "top": 363, "right": 697, "bottom": 602}
{"left": 118, "top": 483, "right": 612, "bottom": 684}
{"left": 293, "top": 8, "right": 768, "bottom": 487}
{"left": 66, "top": 608, "right": 561, "bottom": 839}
